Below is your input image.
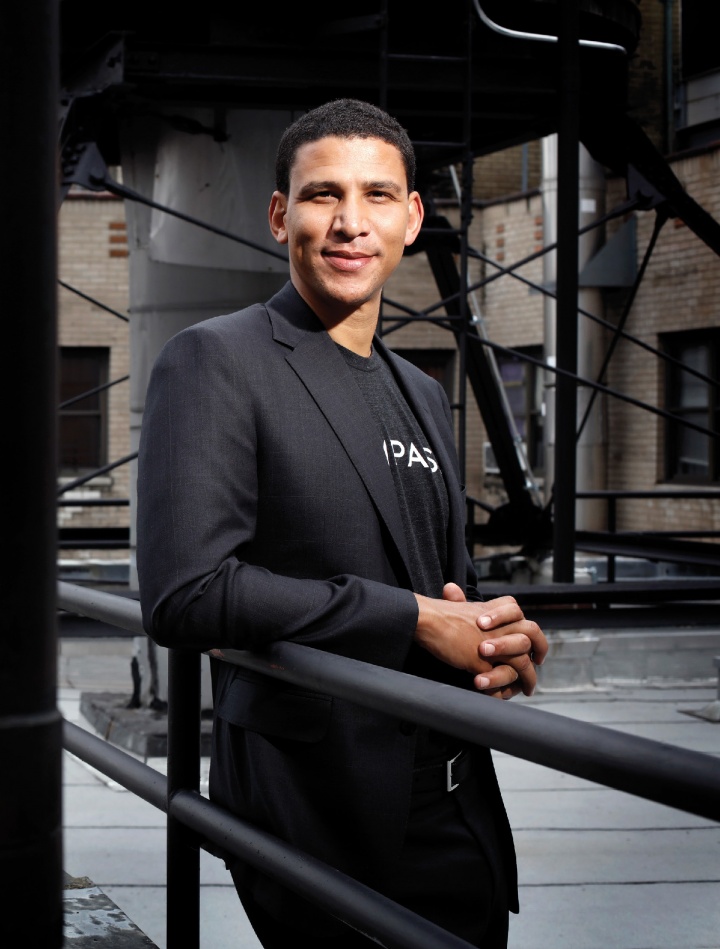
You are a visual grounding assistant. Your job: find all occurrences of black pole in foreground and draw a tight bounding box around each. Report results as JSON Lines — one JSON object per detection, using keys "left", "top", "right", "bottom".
{"left": 553, "top": 0, "right": 581, "bottom": 582}
{"left": 0, "top": 3, "right": 63, "bottom": 945}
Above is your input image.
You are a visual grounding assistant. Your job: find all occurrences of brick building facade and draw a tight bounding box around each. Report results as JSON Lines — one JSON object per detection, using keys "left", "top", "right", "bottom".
{"left": 58, "top": 190, "right": 130, "bottom": 569}
{"left": 58, "top": 1, "right": 719, "bottom": 570}
{"left": 383, "top": 134, "right": 719, "bottom": 545}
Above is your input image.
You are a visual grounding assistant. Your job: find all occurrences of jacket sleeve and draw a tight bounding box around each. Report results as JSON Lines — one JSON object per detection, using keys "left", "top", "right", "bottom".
{"left": 136, "top": 321, "right": 419, "bottom": 671}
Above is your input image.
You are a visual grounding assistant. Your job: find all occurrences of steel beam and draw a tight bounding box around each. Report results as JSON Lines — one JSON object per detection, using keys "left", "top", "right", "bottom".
{"left": 553, "top": 0, "right": 581, "bottom": 580}
{"left": 0, "top": 3, "right": 62, "bottom": 945}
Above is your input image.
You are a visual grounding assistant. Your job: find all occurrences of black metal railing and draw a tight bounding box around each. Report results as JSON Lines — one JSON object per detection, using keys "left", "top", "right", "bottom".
{"left": 467, "top": 488, "right": 720, "bottom": 592}
{"left": 58, "top": 581, "right": 720, "bottom": 949}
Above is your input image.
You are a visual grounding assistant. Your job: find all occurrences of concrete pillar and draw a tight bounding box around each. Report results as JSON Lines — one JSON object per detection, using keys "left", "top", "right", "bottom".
{"left": 542, "top": 135, "right": 608, "bottom": 533}
{"left": 121, "top": 109, "right": 291, "bottom": 705}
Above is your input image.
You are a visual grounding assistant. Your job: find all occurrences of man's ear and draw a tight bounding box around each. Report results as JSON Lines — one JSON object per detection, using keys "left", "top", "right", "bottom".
{"left": 269, "top": 191, "right": 289, "bottom": 244}
{"left": 404, "top": 191, "right": 424, "bottom": 247}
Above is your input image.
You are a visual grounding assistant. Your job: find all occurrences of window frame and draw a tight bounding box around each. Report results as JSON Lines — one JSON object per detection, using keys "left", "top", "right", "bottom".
{"left": 493, "top": 345, "right": 544, "bottom": 475}
{"left": 661, "top": 329, "right": 720, "bottom": 485}
{"left": 58, "top": 346, "right": 110, "bottom": 474}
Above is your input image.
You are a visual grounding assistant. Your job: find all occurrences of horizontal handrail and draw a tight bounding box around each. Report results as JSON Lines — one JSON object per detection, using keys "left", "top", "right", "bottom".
{"left": 575, "top": 489, "right": 720, "bottom": 500}
{"left": 58, "top": 581, "right": 144, "bottom": 634}
{"left": 57, "top": 498, "right": 129, "bottom": 506}
{"left": 214, "top": 644, "right": 720, "bottom": 823}
{"left": 58, "top": 582, "right": 720, "bottom": 822}
{"left": 57, "top": 452, "right": 138, "bottom": 495}
{"left": 63, "top": 720, "right": 470, "bottom": 949}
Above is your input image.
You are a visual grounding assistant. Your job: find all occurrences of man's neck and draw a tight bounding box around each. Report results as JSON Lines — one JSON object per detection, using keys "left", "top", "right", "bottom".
{"left": 292, "top": 281, "right": 379, "bottom": 356}
{"left": 323, "top": 314, "right": 377, "bottom": 357}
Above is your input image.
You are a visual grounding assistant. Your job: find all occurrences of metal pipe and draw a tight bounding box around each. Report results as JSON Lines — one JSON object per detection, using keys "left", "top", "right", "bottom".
{"left": 57, "top": 451, "right": 138, "bottom": 495}
{"left": 63, "top": 721, "right": 167, "bottom": 810}
{"left": 57, "top": 583, "right": 720, "bottom": 822}
{"left": 576, "top": 209, "right": 669, "bottom": 441}
{"left": 62, "top": 720, "right": 475, "bottom": 948}
{"left": 171, "top": 790, "right": 475, "bottom": 949}
{"left": 553, "top": 0, "right": 581, "bottom": 581}
{"left": 166, "top": 650, "right": 201, "bottom": 948}
{"left": 58, "top": 581, "right": 145, "bottom": 634}
{"left": 463, "top": 334, "right": 720, "bottom": 440}
{"left": 57, "top": 498, "right": 130, "bottom": 506}
{"left": 58, "top": 279, "right": 130, "bottom": 322}
{"left": 394, "top": 237, "right": 720, "bottom": 394}
{"left": 456, "top": 0, "right": 475, "bottom": 490}
{"left": 59, "top": 374, "right": 130, "bottom": 410}
{"left": 472, "top": 0, "right": 628, "bottom": 54}
{"left": 103, "top": 176, "right": 290, "bottom": 263}
{"left": 217, "top": 642, "right": 720, "bottom": 823}
{"left": 663, "top": 0, "right": 675, "bottom": 152}
{"left": 1, "top": 3, "right": 62, "bottom": 945}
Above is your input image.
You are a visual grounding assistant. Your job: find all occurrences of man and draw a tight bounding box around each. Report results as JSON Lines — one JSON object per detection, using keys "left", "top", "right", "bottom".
{"left": 137, "top": 98, "right": 547, "bottom": 948}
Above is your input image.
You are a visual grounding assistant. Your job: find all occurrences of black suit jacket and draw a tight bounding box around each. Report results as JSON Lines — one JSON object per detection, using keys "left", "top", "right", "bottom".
{"left": 137, "top": 281, "right": 516, "bottom": 930}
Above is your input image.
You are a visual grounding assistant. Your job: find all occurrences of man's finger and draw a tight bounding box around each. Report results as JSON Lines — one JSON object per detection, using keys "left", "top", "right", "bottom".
{"left": 442, "top": 582, "right": 467, "bottom": 603}
{"left": 478, "top": 632, "right": 532, "bottom": 658}
{"left": 477, "top": 603, "right": 524, "bottom": 630}
{"left": 474, "top": 663, "right": 520, "bottom": 692}
{"left": 477, "top": 654, "right": 536, "bottom": 696}
{"left": 479, "top": 619, "right": 548, "bottom": 666}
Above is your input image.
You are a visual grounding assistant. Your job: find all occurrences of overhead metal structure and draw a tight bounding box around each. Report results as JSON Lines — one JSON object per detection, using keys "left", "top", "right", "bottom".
{"left": 56, "top": 0, "right": 720, "bottom": 586}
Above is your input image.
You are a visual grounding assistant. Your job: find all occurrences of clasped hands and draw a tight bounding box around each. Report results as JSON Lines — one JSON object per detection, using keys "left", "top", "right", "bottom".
{"left": 414, "top": 583, "right": 548, "bottom": 700}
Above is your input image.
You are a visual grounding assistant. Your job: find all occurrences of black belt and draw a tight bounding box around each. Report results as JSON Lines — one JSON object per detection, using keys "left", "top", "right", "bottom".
{"left": 412, "top": 749, "right": 473, "bottom": 794}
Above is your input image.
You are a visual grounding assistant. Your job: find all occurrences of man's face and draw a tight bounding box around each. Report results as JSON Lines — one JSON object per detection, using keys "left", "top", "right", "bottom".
{"left": 269, "top": 136, "right": 423, "bottom": 325}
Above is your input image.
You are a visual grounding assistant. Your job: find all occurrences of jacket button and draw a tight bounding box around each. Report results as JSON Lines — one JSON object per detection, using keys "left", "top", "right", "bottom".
{"left": 399, "top": 721, "right": 416, "bottom": 736}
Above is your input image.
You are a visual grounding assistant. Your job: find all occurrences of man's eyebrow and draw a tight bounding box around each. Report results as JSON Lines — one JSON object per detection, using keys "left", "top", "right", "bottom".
{"left": 365, "top": 179, "right": 404, "bottom": 195}
{"left": 295, "top": 180, "right": 337, "bottom": 197}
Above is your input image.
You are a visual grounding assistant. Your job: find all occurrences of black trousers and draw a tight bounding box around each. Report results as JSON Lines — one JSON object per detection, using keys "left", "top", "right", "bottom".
{"left": 236, "top": 770, "right": 510, "bottom": 949}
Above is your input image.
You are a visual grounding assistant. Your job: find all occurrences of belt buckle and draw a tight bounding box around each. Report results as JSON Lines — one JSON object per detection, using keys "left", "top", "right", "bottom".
{"left": 446, "top": 750, "right": 463, "bottom": 793}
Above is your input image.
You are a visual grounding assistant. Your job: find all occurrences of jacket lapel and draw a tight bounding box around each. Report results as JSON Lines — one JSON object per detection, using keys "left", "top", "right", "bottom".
{"left": 265, "top": 285, "right": 412, "bottom": 580}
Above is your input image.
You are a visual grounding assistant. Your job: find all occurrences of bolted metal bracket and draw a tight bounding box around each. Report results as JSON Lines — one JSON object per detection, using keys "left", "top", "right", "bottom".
{"left": 60, "top": 139, "right": 111, "bottom": 202}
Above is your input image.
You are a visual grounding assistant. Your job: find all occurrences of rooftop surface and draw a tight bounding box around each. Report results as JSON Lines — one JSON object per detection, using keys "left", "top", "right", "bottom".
{"left": 60, "top": 636, "right": 720, "bottom": 949}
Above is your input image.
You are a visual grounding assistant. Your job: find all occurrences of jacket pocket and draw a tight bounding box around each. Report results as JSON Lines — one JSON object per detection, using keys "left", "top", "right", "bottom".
{"left": 215, "top": 668, "right": 332, "bottom": 743}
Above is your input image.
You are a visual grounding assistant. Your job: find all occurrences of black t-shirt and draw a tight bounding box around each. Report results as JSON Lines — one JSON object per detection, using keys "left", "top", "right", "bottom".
{"left": 338, "top": 344, "right": 449, "bottom": 597}
{"left": 338, "top": 344, "right": 461, "bottom": 765}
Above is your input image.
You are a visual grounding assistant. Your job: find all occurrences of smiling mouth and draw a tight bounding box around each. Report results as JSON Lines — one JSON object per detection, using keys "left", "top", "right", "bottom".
{"left": 322, "top": 251, "right": 374, "bottom": 272}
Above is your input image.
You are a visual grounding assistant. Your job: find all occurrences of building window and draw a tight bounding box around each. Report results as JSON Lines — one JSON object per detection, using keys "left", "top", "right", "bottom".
{"left": 59, "top": 347, "right": 109, "bottom": 472}
{"left": 392, "top": 349, "right": 455, "bottom": 402}
{"left": 494, "top": 347, "right": 544, "bottom": 474}
{"left": 662, "top": 331, "right": 720, "bottom": 483}
{"left": 681, "top": 0, "right": 720, "bottom": 79}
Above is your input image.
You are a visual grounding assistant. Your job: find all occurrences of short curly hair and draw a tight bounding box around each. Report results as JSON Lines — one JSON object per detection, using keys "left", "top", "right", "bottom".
{"left": 275, "top": 98, "right": 416, "bottom": 195}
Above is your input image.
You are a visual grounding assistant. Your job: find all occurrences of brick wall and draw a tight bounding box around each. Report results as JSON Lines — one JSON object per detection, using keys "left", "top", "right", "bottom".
{"left": 385, "top": 143, "right": 720, "bottom": 543}
{"left": 55, "top": 139, "right": 719, "bottom": 559}
{"left": 472, "top": 141, "right": 542, "bottom": 201}
{"left": 605, "top": 144, "right": 720, "bottom": 534}
{"left": 58, "top": 190, "right": 130, "bottom": 561}
{"left": 383, "top": 193, "right": 545, "bottom": 505}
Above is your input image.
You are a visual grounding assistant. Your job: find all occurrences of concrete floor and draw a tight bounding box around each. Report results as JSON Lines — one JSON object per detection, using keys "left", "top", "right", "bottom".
{"left": 60, "top": 638, "right": 720, "bottom": 949}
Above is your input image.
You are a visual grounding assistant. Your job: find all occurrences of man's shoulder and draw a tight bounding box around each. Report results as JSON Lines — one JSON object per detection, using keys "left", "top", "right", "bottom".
{"left": 162, "top": 281, "right": 314, "bottom": 354}
{"left": 177, "top": 301, "right": 270, "bottom": 344}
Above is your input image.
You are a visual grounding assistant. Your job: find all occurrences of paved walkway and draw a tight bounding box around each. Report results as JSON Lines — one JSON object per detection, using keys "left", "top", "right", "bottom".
{"left": 59, "top": 638, "right": 720, "bottom": 949}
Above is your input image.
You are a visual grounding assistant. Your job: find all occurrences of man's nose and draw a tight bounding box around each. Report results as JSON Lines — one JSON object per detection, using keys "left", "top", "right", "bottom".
{"left": 332, "top": 199, "right": 368, "bottom": 238}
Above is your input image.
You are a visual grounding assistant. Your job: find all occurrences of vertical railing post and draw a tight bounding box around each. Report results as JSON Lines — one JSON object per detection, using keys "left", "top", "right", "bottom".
{"left": 166, "top": 649, "right": 202, "bottom": 948}
{"left": 553, "top": 0, "right": 581, "bottom": 582}
{"left": 0, "top": 3, "right": 63, "bottom": 945}
{"left": 607, "top": 495, "right": 617, "bottom": 583}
